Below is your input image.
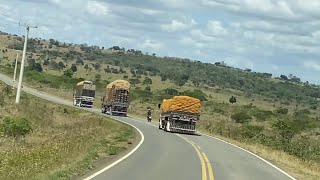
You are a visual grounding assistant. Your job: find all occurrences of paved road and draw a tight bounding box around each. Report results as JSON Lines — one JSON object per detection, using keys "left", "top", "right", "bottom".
{"left": 0, "top": 72, "right": 296, "bottom": 180}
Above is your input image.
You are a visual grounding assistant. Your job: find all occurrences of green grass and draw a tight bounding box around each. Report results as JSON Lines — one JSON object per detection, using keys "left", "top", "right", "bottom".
{"left": 0, "top": 82, "right": 135, "bottom": 180}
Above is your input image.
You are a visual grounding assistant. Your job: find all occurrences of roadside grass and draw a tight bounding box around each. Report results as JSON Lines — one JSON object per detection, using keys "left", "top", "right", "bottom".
{"left": 0, "top": 82, "right": 135, "bottom": 180}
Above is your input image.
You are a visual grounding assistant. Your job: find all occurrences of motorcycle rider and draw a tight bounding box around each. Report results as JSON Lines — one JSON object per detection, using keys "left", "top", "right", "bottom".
{"left": 147, "top": 108, "right": 152, "bottom": 122}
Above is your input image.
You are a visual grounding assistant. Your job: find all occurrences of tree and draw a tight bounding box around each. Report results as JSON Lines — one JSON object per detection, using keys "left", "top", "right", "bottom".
{"left": 71, "top": 64, "right": 77, "bottom": 72}
{"left": 84, "top": 64, "right": 89, "bottom": 71}
{"left": 244, "top": 68, "right": 252, "bottom": 72}
{"left": 63, "top": 69, "right": 73, "bottom": 77}
{"left": 95, "top": 74, "right": 101, "bottom": 81}
{"left": 94, "top": 63, "right": 101, "bottom": 71}
{"left": 104, "top": 66, "right": 111, "bottom": 73}
{"left": 280, "top": 75, "right": 288, "bottom": 81}
{"left": 58, "top": 61, "right": 66, "bottom": 69}
{"left": 129, "top": 78, "right": 141, "bottom": 87}
{"left": 143, "top": 77, "right": 153, "bottom": 85}
{"left": 229, "top": 96, "right": 237, "bottom": 104}
{"left": 76, "top": 58, "right": 84, "bottom": 65}
{"left": 145, "top": 86, "right": 151, "bottom": 91}
{"left": 33, "top": 63, "right": 43, "bottom": 72}
{"left": 160, "top": 74, "right": 167, "bottom": 82}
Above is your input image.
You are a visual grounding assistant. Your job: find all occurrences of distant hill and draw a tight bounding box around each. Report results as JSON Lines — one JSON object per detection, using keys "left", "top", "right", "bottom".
{"left": 0, "top": 30, "right": 319, "bottom": 109}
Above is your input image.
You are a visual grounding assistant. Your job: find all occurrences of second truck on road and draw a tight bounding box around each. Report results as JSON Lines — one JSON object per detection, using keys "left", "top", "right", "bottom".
{"left": 101, "top": 80, "right": 130, "bottom": 116}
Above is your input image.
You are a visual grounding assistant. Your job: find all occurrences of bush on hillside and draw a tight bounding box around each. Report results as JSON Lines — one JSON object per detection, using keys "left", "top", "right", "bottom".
{"left": 181, "top": 89, "right": 207, "bottom": 101}
{"left": 2, "top": 117, "right": 32, "bottom": 138}
{"left": 251, "top": 109, "right": 274, "bottom": 121}
{"left": 231, "top": 111, "right": 252, "bottom": 124}
{"left": 275, "top": 107, "right": 289, "bottom": 115}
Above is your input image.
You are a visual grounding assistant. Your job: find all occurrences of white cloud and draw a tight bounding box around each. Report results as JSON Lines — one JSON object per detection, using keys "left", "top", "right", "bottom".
{"left": 161, "top": 18, "right": 196, "bottom": 32}
{"left": 304, "top": 61, "right": 320, "bottom": 71}
{"left": 49, "top": 0, "right": 62, "bottom": 5}
{"left": 202, "top": 0, "right": 297, "bottom": 20}
{"left": 207, "top": 20, "right": 227, "bottom": 36}
{"left": 312, "top": 31, "right": 320, "bottom": 39}
{"left": 138, "top": 39, "right": 163, "bottom": 51}
{"left": 87, "top": 0, "right": 110, "bottom": 16}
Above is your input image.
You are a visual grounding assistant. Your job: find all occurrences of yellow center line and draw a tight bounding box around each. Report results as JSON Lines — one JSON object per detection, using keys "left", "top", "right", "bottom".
{"left": 176, "top": 135, "right": 207, "bottom": 180}
{"left": 202, "top": 152, "right": 215, "bottom": 180}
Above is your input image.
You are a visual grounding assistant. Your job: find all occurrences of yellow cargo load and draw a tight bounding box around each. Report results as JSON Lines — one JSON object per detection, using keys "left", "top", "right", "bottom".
{"left": 161, "top": 96, "right": 201, "bottom": 114}
{"left": 161, "top": 99, "right": 173, "bottom": 113}
{"left": 106, "top": 80, "right": 130, "bottom": 92}
{"left": 170, "top": 96, "right": 201, "bottom": 114}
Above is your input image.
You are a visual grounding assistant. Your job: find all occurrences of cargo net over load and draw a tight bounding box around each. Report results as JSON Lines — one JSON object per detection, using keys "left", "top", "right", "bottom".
{"left": 159, "top": 96, "right": 201, "bottom": 134}
{"left": 101, "top": 80, "right": 130, "bottom": 116}
{"left": 161, "top": 96, "right": 201, "bottom": 114}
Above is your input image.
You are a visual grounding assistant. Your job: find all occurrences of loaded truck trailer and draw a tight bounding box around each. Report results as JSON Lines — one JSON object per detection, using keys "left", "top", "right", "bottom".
{"left": 73, "top": 80, "right": 96, "bottom": 108}
{"left": 159, "top": 96, "right": 201, "bottom": 135}
{"left": 101, "top": 80, "right": 130, "bottom": 116}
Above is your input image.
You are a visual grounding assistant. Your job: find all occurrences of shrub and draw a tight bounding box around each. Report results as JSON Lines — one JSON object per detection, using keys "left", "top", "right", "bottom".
{"left": 2, "top": 117, "right": 32, "bottom": 138}
{"left": 252, "top": 109, "right": 274, "bottom": 121}
{"left": 63, "top": 69, "right": 74, "bottom": 77}
{"left": 231, "top": 111, "right": 252, "bottom": 124}
{"left": 275, "top": 107, "right": 288, "bottom": 115}
{"left": 240, "top": 125, "right": 264, "bottom": 139}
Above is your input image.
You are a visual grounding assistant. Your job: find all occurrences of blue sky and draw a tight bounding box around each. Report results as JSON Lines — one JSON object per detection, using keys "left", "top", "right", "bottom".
{"left": 1, "top": 0, "right": 320, "bottom": 84}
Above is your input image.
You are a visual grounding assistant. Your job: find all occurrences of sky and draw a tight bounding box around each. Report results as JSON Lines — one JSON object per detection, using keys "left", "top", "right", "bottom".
{"left": 0, "top": 0, "right": 320, "bottom": 84}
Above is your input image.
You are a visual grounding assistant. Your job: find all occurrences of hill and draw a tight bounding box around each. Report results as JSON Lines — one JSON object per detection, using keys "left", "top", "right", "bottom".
{"left": 0, "top": 31, "right": 319, "bottom": 179}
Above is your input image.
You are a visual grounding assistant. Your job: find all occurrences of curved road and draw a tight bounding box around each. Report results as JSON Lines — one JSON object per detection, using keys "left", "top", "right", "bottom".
{"left": 0, "top": 73, "right": 296, "bottom": 180}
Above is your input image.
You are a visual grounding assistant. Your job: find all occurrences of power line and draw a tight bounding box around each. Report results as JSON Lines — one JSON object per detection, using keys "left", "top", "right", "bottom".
{"left": 0, "top": 12, "right": 18, "bottom": 24}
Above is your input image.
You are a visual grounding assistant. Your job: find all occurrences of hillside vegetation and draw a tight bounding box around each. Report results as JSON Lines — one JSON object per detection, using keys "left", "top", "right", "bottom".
{"left": 0, "top": 82, "right": 135, "bottom": 180}
{"left": 0, "top": 31, "right": 320, "bottom": 179}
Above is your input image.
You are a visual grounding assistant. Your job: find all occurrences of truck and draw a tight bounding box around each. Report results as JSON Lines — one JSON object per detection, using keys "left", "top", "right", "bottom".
{"left": 158, "top": 96, "right": 201, "bottom": 135}
{"left": 73, "top": 80, "right": 96, "bottom": 108}
{"left": 101, "top": 80, "right": 130, "bottom": 116}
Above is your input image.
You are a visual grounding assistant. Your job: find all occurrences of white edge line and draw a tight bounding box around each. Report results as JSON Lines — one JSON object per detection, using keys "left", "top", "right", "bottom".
{"left": 199, "top": 132, "right": 297, "bottom": 180}
{"left": 83, "top": 120, "right": 144, "bottom": 180}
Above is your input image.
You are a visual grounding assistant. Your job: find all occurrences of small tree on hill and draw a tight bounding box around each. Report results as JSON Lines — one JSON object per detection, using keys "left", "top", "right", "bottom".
{"left": 63, "top": 69, "right": 73, "bottom": 77}
{"left": 33, "top": 63, "right": 43, "bottom": 72}
{"left": 76, "top": 58, "right": 84, "bottom": 65}
{"left": 84, "top": 64, "right": 89, "bottom": 71}
{"left": 71, "top": 64, "right": 77, "bottom": 72}
{"left": 58, "top": 61, "right": 66, "bottom": 69}
{"left": 94, "top": 63, "right": 101, "bottom": 71}
{"left": 229, "top": 96, "right": 237, "bottom": 104}
{"left": 143, "top": 77, "right": 153, "bottom": 86}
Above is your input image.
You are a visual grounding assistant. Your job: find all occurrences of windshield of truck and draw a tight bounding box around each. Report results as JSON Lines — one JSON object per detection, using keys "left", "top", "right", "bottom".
{"left": 82, "top": 89, "right": 95, "bottom": 97}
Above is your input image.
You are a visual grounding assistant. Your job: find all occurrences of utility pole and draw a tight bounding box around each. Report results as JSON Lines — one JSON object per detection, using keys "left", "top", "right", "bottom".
{"left": 15, "top": 23, "right": 37, "bottom": 104}
{"left": 12, "top": 52, "right": 19, "bottom": 90}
